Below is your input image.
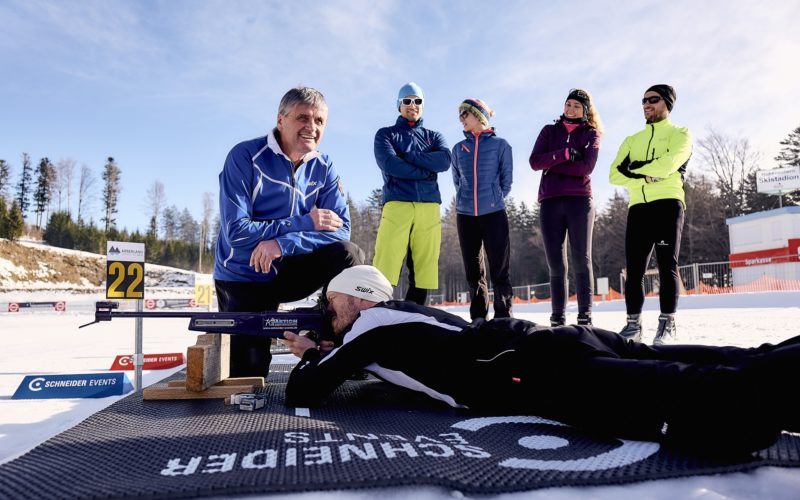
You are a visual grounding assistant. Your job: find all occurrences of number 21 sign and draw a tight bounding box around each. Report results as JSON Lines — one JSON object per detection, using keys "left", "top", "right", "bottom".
{"left": 106, "top": 241, "right": 145, "bottom": 299}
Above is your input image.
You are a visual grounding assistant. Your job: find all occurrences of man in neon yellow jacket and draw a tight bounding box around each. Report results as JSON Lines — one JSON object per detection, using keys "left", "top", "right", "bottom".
{"left": 609, "top": 84, "right": 692, "bottom": 345}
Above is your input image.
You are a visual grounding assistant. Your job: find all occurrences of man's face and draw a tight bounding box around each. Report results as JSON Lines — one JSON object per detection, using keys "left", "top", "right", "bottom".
{"left": 276, "top": 103, "right": 327, "bottom": 160}
{"left": 325, "top": 291, "right": 362, "bottom": 335}
{"left": 399, "top": 95, "right": 423, "bottom": 121}
{"left": 642, "top": 91, "right": 669, "bottom": 123}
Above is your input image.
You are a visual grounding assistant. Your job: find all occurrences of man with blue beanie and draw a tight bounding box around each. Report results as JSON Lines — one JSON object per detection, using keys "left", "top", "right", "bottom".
{"left": 372, "top": 82, "right": 452, "bottom": 305}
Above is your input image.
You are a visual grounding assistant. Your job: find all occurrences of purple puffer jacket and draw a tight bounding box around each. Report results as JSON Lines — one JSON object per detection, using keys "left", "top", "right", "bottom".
{"left": 529, "top": 120, "right": 601, "bottom": 202}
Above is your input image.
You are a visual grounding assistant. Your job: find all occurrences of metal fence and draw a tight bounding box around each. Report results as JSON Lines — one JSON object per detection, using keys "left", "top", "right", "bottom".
{"left": 439, "top": 256, "right": 799, "bottom": 305}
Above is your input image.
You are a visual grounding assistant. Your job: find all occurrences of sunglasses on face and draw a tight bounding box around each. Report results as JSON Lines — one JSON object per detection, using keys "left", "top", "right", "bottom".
{"left": 642, "top": 96, "right": 663, "bottom": 105}
{"left": 401, "top": 98, "right": 423, "bottom": 106}
{"left": 459, "top": 110, "right": 470, "bottom": 120}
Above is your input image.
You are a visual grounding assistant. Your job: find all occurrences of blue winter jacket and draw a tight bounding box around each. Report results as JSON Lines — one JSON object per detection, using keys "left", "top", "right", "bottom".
{"left": 214, "top": 130, "right": 350, "bottom": 282}
{"left": 451, "top": 128, "right": 513, "bottom": 216}
{"left": 374, "top": 116, "right": 452, "bottom": 204}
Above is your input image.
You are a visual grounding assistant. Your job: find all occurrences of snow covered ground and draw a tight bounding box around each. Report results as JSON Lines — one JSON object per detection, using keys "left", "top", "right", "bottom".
{"left": 1, "top": 290, "right": 799, "bottom": 499}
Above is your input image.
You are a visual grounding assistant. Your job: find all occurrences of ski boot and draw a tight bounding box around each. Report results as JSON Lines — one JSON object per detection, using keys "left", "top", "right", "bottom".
{"left": 550, "top": 313, "right": 566, "bottom": 327}
{"left": 619, "top": 314, "right": 642, "bottom": 342}
{"left": 653, "top": 313, "right": 676, "bottom": 345}
{"left": 577, "top": 312, "right": 592, "bottom": 326}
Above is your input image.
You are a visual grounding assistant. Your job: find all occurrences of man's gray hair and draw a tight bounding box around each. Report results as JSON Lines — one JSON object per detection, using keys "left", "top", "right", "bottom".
{"left": 277, "top": 86, "right": 328, "bottom": 116}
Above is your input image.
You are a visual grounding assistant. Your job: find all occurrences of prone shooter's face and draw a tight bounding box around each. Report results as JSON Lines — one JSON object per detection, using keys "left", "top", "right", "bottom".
{"left": 325, "top": 291, "right": 362, "bottom": 336}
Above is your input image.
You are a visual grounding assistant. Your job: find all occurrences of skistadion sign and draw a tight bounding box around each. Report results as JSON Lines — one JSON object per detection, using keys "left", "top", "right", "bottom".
{"left": 757, "top": 166, "right": 800, "bottom": 194}
{"left": 12, "top": 373, "right": 133, "bottom": 399}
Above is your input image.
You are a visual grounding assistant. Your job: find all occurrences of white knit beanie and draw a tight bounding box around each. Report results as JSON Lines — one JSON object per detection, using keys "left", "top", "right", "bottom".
{"left": 327, "top": 265, "right": 393, "bottom": 302}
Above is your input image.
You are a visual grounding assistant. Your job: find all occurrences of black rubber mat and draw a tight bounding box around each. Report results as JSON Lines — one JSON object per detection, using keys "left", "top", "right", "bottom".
{"left": 1, "top": 364, "right": 799, "bottom": 499}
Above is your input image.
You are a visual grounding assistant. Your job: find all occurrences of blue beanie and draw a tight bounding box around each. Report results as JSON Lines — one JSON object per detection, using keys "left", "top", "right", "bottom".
{"left": 397, "top": 82, "right": 424, "bottom": 109}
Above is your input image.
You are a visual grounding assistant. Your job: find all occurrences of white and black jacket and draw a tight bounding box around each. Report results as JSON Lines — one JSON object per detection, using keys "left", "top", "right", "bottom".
{"left": 286, "top": 301, "right": 541, "bottom": 409}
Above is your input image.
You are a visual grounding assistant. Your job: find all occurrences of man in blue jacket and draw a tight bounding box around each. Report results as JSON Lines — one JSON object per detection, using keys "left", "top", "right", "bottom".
{"left": 373, "top": 82, "right": 452, "bottom": 305}
{"left": 214, "top": 86, "right": 364, "bottom": 378}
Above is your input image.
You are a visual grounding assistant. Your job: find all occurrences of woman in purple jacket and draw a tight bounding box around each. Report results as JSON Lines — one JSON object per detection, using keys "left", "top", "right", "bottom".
{"left": 452, "top": 98, "right": 514, "bottom": 320}
{"left": 529, "top": 89, "right": 602, "bottom": 326}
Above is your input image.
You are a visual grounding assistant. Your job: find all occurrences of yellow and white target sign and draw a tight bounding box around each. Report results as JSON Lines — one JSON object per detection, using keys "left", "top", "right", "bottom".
{"left": 106, "top": 241, "right": 145, "bottom": 300}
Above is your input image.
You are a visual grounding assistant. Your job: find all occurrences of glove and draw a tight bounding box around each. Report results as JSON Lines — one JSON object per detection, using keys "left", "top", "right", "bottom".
{"left": 567, "top": 148, "right": 583, "bottom": 162}
{"left": 616, "top": 155, "right": 645, "bottom": 179}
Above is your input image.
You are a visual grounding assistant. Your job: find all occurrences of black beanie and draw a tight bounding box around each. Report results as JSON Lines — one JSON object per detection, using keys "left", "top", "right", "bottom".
{"left": 646, "top": 84, "right": 676, "bottom": 111}
{"left": 567, "top": 88, "right": 591, "bottom": 119}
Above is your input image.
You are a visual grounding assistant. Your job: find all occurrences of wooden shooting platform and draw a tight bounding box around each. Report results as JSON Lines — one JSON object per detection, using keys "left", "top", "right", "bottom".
{"left": 142, "top": 333, "right": 264, "bottom": 400}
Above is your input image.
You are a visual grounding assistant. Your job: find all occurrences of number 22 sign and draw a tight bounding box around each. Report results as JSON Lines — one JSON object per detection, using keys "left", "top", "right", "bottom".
{"left": 106, "top": 241, "right": 146, "bottom": 299}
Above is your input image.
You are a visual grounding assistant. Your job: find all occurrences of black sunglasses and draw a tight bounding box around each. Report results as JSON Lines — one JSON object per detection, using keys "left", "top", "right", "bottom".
{"left": 401, "top": 98, "right": 423, "bottom": 106}
{"left": 642, "top": 96, "right": 663, "bottom": 105}
{"left": 459, "top": 110, "right": 470, "bottom": 120}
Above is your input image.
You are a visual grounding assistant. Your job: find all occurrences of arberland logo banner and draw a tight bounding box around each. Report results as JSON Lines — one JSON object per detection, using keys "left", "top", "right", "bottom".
{"left": 107, "top": 241, "right": 145, "bottom": 262}
{"left": 355, "top": 286, "right": 374, "bottom": 294}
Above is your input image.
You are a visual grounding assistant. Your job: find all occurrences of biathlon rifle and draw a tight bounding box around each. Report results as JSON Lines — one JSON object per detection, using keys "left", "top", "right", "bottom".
{"left": 79, "top": 301, "right": 332, "bottom": 341}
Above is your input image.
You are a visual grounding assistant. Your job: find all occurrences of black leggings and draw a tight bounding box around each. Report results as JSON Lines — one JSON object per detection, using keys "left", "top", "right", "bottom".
{"left": 456, "top": 210, "right": 512, "bottom": 319}
{"left": 539, "top": 196, "right": 595, "bottom": 314}
{"left": 624, "top": 199, "right": 684, "bottom": 314}
{"left": 215, "top": 241, "right": 364, "bottom": 378}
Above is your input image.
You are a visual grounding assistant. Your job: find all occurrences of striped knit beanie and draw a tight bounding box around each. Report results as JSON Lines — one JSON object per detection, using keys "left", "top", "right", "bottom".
{"left": 459, "top": 98, "right": 493, "bottom": 126}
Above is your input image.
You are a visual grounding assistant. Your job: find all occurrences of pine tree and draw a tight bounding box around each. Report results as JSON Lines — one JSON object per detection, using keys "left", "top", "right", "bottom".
{"left": 0, "top": 159, "right": 11, "bottom": 199}
{"left": 0, "top": 196, "right": 8, "bottom": 238}
{"left": 15, "top": 153, "right": 33, "bottom": 218}
{"left": 6, "top": 200, "right": 25, "bottom": 241}
{"left": 772, "top": 125, "right": 800, "bottom": 206}
{"left": 33, "top": 157, "right": 55, "bottom": 228}
{"left": 101, "top": 157, "right": 121, "bottom": 232}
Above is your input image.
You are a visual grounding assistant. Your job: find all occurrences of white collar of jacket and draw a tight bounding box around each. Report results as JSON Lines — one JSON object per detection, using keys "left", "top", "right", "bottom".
{"left": 267, "top": 128, "right": 322, "bottom": 165}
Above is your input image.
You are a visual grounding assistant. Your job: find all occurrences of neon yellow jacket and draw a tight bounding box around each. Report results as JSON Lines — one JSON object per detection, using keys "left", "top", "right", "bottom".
{"left": 608, "top": 118, "right": 692, "bottom": 207}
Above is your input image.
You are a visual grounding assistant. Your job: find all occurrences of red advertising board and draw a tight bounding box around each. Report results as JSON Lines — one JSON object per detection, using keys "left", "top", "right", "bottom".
{"left": 110, "top": 353, "right": 185, "bottom": 371}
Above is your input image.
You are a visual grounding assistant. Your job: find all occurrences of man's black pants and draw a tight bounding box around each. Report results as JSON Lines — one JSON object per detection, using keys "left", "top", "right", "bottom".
{"left": 624, "top": 199, "right": 685, "bottom": 314}
{"left": 215, "top": 241, "right": 364, "bottom": 378}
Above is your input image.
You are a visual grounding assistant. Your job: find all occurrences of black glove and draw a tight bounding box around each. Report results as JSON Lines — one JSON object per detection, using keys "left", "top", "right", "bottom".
{"left": 616, "top": 155, "right": 645, "bottom": 179}
{"left": 568, "top": 148, "right": 583, "bottom": 162}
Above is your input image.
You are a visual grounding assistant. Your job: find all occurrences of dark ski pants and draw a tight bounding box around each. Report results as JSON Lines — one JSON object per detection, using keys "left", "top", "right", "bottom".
{"left": 539, "top": 196, "right": 595, "bottom": 315}
{"left": 456, "top": 210, "right": 513, "bottom": 319}
{"left": 507, "top": 323, "right": 800, "bottom": 455}
{"left": 215, "top": 241, "right": 364, "bottom": 378}
{"left": 624, "top": 199, "right": 684, "bottom": 314}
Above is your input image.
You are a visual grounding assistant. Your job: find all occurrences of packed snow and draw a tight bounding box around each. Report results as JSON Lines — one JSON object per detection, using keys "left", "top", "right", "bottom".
{"left": 1, "top": 290, "right": 799, "bottom": 499}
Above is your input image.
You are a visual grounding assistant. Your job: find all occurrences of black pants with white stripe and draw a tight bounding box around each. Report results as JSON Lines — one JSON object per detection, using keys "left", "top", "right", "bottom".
{"left": 624, "top": 199, "right": 685, "bottom": 314}
{"left": 215, "top": 241, "right": 364, "bottom": 378}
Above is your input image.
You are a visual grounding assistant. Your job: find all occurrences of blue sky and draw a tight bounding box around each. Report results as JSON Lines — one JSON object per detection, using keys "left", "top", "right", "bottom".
{"left": 2, "top": 0, "right": 799, "bottom": 232}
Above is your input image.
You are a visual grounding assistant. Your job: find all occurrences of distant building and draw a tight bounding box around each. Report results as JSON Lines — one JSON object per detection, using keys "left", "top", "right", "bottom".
{"left": 726, "top": 206, "right": 800, "bottom": 286}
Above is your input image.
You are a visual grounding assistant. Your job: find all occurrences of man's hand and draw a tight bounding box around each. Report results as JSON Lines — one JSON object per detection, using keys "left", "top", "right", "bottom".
{"left": 250, "top": 239, "right": 282, "bottom": 273}
{"left": 310, "top": 207, "right": 343, "bottom": 231}
{"left": 283, "top": 331, "right": 334, "bottom": 358}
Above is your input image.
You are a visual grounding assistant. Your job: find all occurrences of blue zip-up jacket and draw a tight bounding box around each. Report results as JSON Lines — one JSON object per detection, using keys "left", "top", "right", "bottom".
{"left": 451, "top": 128, "right": 513, "bottom": 216}
{"left": 214, "top": 130, "right": 350, "bottom": 282}
{"left": 374, "top": 116, "right": 452, "bottom": 204}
